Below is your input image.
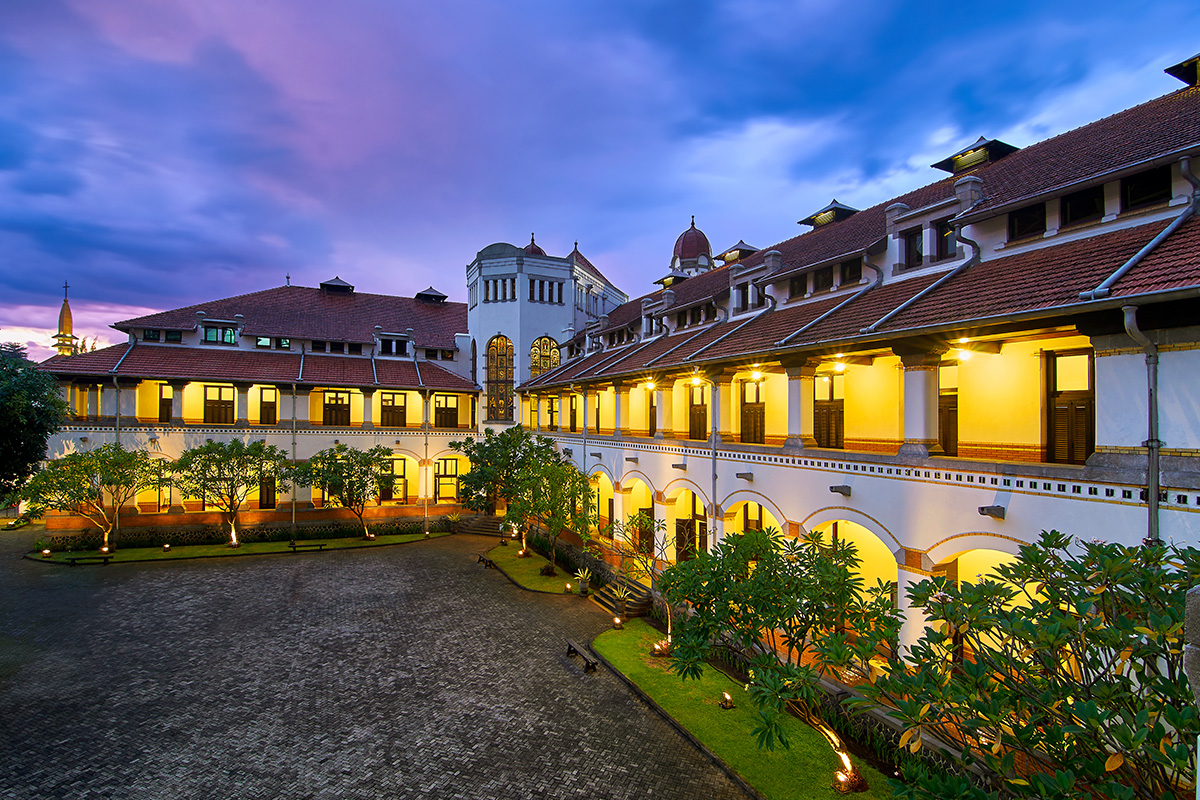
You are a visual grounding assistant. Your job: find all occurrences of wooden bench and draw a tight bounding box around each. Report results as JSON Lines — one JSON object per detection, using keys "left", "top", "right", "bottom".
{"left": 477, "top": 553, "right": 497, "bottom": 569}
{"left": 288, "top": 543, "right": 327, "bottom": 552}
{"left": 566, "top": 639, "right": 598, "bottom": 673}
{"left": 67, "top": 555, "right": 113, "bottom": 566}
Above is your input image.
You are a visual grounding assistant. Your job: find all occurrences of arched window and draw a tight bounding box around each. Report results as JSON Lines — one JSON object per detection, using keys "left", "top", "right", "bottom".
{"left": 486, "top": 335, "right": 514, "bottom": 421}
{"left": 529, "top": 336, "right": 560, "bottom": 379}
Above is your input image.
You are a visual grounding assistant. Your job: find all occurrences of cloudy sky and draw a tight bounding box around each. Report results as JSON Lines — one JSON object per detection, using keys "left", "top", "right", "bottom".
{"left": 1, "top": 0, "right": 1197, "bottom": 359}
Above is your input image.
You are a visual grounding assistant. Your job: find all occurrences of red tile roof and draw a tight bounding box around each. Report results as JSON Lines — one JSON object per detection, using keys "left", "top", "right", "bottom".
{"left": 42, "top": 343, "right": 478, "bottom": 391}
{"left": 115, "top": 285, "right": 467, "bottom": 349}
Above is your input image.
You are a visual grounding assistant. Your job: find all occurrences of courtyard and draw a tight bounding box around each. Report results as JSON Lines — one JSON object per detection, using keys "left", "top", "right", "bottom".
{"left": 0, "top": 531, "right": 749, "bottom": 800}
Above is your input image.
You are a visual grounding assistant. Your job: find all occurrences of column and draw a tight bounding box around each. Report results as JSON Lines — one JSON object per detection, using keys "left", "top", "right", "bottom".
{"left": 897, "top": 565, "right": 931, "bottom": 658}
{"left": 99, "top": 382, "right": 115, "bottom": 420}
{"left": 294, "top": 387, "right": 312, "bottom": 426}
{"left": 559, "top": 391, "right": 569, "bottom": 433}
{"left": 361, "top": 389, "right": 375, "bottom": 429}
{"left": 168, "top": 381, "right": 189, "bottom": 426}
{"left": 717, "top": 377, "right": 734, "bottom": 444}
{"left": 898, "top": 351, "right": 943, "bottom": 458}
{"left": 653, "top": 493, "right": 672, "bottom": 570}
{"left": 784, "top": 362, "right": 817, "bottom": 448}
{"left": 654, "top": 388, "right": 666, "bottom": 440}
{"left": 612, "top": 483, "right": 628, "bottom": 530}
{"left": 534, "top": 394, "right": 542, "bottom": 431}
{"left": 614, "top": 383, "right": 630, "bottom": 437}
{"left": 234, "top": 383, "right": 251, "bottom": 425}
{"left": 117, "top": 379, "right": 138, "bottom": 419}
{"left": 581, "top": 388, "right": 590, "bottom": 433}
{"left": 660, "top": 386, "right": 674, "bottom": 439}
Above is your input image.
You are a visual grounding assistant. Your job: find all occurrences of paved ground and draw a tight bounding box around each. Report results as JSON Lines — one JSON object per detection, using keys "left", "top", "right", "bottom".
{"left": 0, "top": 531, "right": 749, "bottom": 800}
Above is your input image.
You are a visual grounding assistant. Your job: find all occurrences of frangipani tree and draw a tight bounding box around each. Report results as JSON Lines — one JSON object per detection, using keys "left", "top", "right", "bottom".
{"left": 294, "top": 443, "right": 394, "bottom": 538}
{"left": 523, "top": 456, "right": 597, "bottom": 574}
{"left": 170, "top": 439, "right": 291, "bottom": 547}
{"left": 20, "top": 442, "right": 155, "bottom": 550}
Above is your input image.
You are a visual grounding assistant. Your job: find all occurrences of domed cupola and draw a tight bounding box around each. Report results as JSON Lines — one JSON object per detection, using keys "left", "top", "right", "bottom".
{"left": 671, "top": 216, "right": 712, "bottom": 274}
{"left": 524, "top": 233, "right": 546, "bottom": 257}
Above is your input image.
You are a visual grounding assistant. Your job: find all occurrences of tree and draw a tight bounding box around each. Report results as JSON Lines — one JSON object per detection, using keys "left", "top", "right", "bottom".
{"left": 19, "top": 443, "right": 155, "bottom": 550}
{"left": 522, "top": 456, "right": 597, "bottom": 574}
{"left": 660, "top": 527, "right": 900, "bottom": 750}
{"left": 449, "top": 425, "right": 541, "bottom": 515}
{"left": 856, "top": 530, "right": 1200, "bottom": 800}
{"left": 293, "top": 444, "right": 393, "bottom": 538}
{"left": 169, "top": 439, "right": 291, "bottom": 546}
{"left": 608, "top": 510, "right": 676, "bottom": 639}
{"left": 0, "top": 343, "right": 66, "bottom": 502}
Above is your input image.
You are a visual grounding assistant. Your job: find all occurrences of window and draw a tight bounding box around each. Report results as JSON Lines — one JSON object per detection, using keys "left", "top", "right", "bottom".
{"left": 256, "top": 337, "right": 271, "bottom": 349}
{"left": 143, "top": 329, "right": 160, "bottom": 342}
{"left": 204, "top": 386, "right": 234, "bottom": 424}
{"left": 902, "top": 227, "right": 923, "bottom": 269}
{"left": 276, "top": 338, "right": 290, "bottom": 350}
{"left": 812, "top": 266, "right": 834, "bottom": 292}
{"left": 741, "top": 381, "right": 765, "bottom": 444}
{"left": 935, "top": 218, "right": 956, "bottom": 261}
{"left": 379, "top": 458, "right": 406, "bottom": 503}
{"left": 260, "top": 388, "right": 277, "bottom": 425}
{"left": 674, "top": 493, "right": 707, "bottom": 562}
{"left": 841, "top": 258, "right": 863, "bottom": 284}
{"left": 441, "top": 350, "right": 455, "bottom": 361}
{"left": 165, "top": 330, "right": 183, "bottom": 343}
{"left": 348, "top": 343, "right": 362, "bottom": 355}
{"left": 1121, "top": 165, "right": 1171, "bottom": 212}
{"left": 203, "top": 326, "right": 236, "bottom": 345}
{"left": 789, "top": 274, "right": 806, "bottom": 299}
{"left": 258, "top": 476, "right": 276, "bottom": 510}
{"left": 648, "top": 390, "right": 656, "bottom": 437}
{"left": 688, "top": 385, "right": 708, "bottom": 441}
{"left": 529, "top": 337, "right": 560, "bottom": 378}
{"left": 736, "top": 282, "right": 750, "bottom": 312}
{"left": 529, "top": 279, "right": 536, "bottom": 301}
{"left": 322, "top": 391, "right": 350, "bottom": 426}
{"left": 158, "top": 385, "right": 173, "bottom": 424}
{"left": 312, "top": 340, "right": 327, "bottom": 353}
{"left": 938, "top": 365, "right": 957, "bottom": 457}
{"left": 594, "top": 394, "right": 601, "bottom": 434}
{"left": 814, "top": 374, "right": 843, "bottom": 449}
{"left": 1060, "top": 186, "right": 1105, "bottom": 227}
{"left": 689, "top": 307, "right": 702, "bottom": 326}
{"left": 434, "top": 458, "right": 459, "bottom": 502}
{"left": 380, "top": 340, "right": 393, "bottom": 355}
{"left": 1008, "top": 203, "right": 1046, "bottom": 241}
{"left": 434, "top": 394, "right": 458, "bottom": 428}
{"left": 547, "top": 397, "right": 558, "bottom": 431}
{"left": 742, "top": 502, "right": 764, "bottom": 532}
{"left": 1047, "top": 351, "right": 1094, "bottom": 465}
{"left": 485, "top": 336, "right": 514, "bottom": 421}
{"left": 570, "top": 395, "right": 578, "bottom": 432}
{"left": 424, "top": 349, "right": 439, "bottom": 360}
{"left": 381, "top": 392, "right": 406, "bottom": 427}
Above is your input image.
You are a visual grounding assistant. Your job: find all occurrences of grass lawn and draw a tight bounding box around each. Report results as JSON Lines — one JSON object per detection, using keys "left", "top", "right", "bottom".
{"left": 593, "top": 618, "right": 894, "bottom": 800}
{"left": 487, "top": 542, "right": 578, "bottom": 593}
{"left": 34, "top": 531, "right": 453, "bottom": 564}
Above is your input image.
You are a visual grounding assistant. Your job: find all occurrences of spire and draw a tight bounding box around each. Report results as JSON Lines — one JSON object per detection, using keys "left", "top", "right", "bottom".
{"left": 53, "top": 280, "right": 78, "bottom": 357}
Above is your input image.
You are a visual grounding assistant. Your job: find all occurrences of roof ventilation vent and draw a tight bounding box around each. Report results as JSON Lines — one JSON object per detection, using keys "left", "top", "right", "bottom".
{"left": 320, "top": 276, "right": 354, "bottom": 294}
{"left": 798, "top": 200, "right": 859, "bottom": 227}
{"left": 415, "top": 286, "right": 448, "bottom": 304}
{"left": 931, "top": 137, "right": 1019, "bottom": 174}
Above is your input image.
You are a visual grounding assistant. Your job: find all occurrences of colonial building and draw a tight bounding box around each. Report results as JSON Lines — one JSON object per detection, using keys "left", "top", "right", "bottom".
{"left": 516, "top": 55, "right": 1200, "bottom": 650}
{"left": 38, "top": 54, "right": 1200, "bottom": 649}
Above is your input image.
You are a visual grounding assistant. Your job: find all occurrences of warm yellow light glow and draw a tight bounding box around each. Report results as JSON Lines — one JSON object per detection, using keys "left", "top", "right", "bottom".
{"left": 750, "top": 370, "right": 762, "bottom": 381}
{"left": 835, "top": 352, "right": 845, "bottom": 358}
{"left": 957, "top": 337, "right": 969, "bottom": 344}
{"left": 691, "top": 376, "right": 702, "bottom": 386}
{"left": 645, "top": 381, "right": 656, "bottom": 391}
{"left": 833, "top": 362, "right": 846, "bottom": 373}
{"left": 41, "top": 549, "right": 51, "bottom": 557}
{"left": 100, "top": 546, "right": 109, "bottom": 554}
{"left": 957, "top": 349, "right": 972, "bottom": 361}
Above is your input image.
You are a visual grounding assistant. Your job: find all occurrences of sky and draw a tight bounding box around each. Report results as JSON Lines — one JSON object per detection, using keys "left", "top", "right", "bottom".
{"left": 1, "top": 0, "right": 1197, "bottom": 360}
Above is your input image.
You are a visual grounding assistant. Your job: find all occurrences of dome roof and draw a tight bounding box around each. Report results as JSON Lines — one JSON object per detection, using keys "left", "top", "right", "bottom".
{"left": 673, "top": 217, "right": 711, "bottom": 261}
{"left": 524, "top": 233, "right": 546, "bottom": 256}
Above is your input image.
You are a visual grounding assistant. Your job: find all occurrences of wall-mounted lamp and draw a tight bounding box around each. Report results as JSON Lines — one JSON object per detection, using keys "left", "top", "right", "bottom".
{"left": 625, "top": 456, "right": 638, "bottom": 464}
{"left": 978, "top": 505, "right": 1006, "bottom": 520}
{"left": 333, "top": 439, "right": 339, "bottom": 445}
{"left": 829, "top": 485, "right": 852, "bottom": 497}
{"left": 672, "top": 463, "right": 687, "bottom": 471}
{"left": 79, "top": 436, "right": 89, "bottom": 444}
{"left": 562, "top": 448, "right": 573, "bottom": 457}
{"left": 736, "top": 472, "right": 753, "bottom": 482}
{"left": 590, "top": 451, "right": 601, "bottom": 458}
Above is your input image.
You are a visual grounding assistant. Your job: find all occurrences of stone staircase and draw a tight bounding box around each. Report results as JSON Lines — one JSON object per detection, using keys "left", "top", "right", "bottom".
{"left": 459, "top": 515, "right": 507, "bottom": 538}
{"left": 591, "top": 577, "right": 653, "bottom": 619}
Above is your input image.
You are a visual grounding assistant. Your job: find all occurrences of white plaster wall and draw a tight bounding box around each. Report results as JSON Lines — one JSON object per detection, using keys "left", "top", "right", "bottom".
{"left": 1096, "top": 351, "right": 1146, "bottom": 449}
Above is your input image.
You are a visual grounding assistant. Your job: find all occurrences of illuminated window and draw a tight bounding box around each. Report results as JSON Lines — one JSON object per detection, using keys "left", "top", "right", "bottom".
{"left": 260, "top": 387, "right": 277, "bottom": 425}
{"left": 529, "top": 336, "right": 560, "bottom": 379}
{"left": 381, "top": 392, "right": 406, "bottom": 427}
{"left": 203, "top": 386, "right": 234, "bottom": 424}
{"left": 486, "top": 335, "right": 514, "bottom": 421}
{"left": 434, "top": 394, "right": 459, "bottom": 428}
{"left": 741, "top": 380, "right": 765, "bottom": 444}
{"left": 322, "top": 391, "right": 350, "bottom": 426}
{"left": 203, "top": 326, "right": 236, "bottom": 345}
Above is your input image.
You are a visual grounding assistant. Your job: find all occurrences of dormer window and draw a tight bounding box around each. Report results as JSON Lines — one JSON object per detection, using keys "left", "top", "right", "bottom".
{"left": 256, "top": 337, "right": 272, "bottom": 348}
{"left": 1061, "top": 185, "right": 1105, "bottom": 227}
{"left": 165, "top": 330, "right": 182, "bottom": 343}
{"left": 798, "top": 200, "right": 859, "bottom": 227}
{"left": 935, "top": 219, "right": 957, "bottom": 261}
{"left": 931, "top": 136, "right": 1019, "bottom": 174}
{"left": 841, "top": 258, "right": 863, "bottom": 284}
{"left": 1121, "top": 165, "right": 1171, "bottom": 212}
{"left": 203, "top": 326, "right": 236, "bottom": 345}
{"left": 143, "top": 329, "right": 160, "bottom": 342}
{"left": 1008, "top": 203, "right": 1046, "bottom": 241}
{"left": 813, "top": 266, "right": 834, "bottom": 292}
{"left": 789, "top": 274, "right": 806, "bottom": 299}
{"left": 312, "top": 340, "right": 327, "bottom": 353}
{"left": 902, "top": 227, "right": 924, "bottom": 270}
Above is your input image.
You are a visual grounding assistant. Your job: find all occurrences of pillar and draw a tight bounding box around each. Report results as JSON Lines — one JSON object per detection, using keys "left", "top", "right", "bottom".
{"left": 653, "top": 388, "right": 666, "bottom": 440}
{"left": 615, "top": 383, "right": 630, "bottom": 437}
{"left": 361, "top": 389, "right": 375, "bottom": 429}
{"left": 897, "top": 566, "right": 931, "bottom": 658}
{"left": 293, "top": 387, "right": 312, "bottom": 426}
{"left": 534, "top": 395, "right": 542, "bottom": 431}
{"left": 234, "top": 383, "right": 251, "bottom": 425}
{"left": 660, "top": 386, "right": 674, "bottom": 439}
{"left": 99, "top": 382, "right": 115, "bottom": 419}
{"left": 898, "top": 351, "right": 943, "bottom": 458}
{"left": 117, "top": 379, "right": 138, "bottom": 419}
{"left": 581, "top": 388, "right": 590, "bottom": 433}
{"left": 716, "top": 377, "right": 734, "bottom": 444}
{"left": 784, "top": 362, "right": 817, "bottom": 448}
{"left": 169, "top": 381, "right": 189, "bottom": 426}
{"left": 613, "top": 483, "right": 629, "bottom": 529}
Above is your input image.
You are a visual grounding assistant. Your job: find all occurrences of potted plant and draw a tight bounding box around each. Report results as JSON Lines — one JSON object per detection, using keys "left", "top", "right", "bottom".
{"left": 610, "top": 582, "right": 632, "bottom": 618}
{"left": 575, "top": 566, "right": 592, "bottom": 597}
{"left": 445, "top": 512, "right": 460, "bottom": 533}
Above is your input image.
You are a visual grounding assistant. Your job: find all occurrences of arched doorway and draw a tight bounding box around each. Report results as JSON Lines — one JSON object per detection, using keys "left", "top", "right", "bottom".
{"left": 485, "top": 335, "right": 514, "bottom": 421}
{"left": 725, "top": 499, "right": 781, "bottom": 536}
{"left": 591, "top": 471, "right": 614, "bottom": 536}
{"left": 672, "top": 489, "right": 707, "bottom": 562}
{"left": 810, "top": 519, "right": 898, "bottom": 596}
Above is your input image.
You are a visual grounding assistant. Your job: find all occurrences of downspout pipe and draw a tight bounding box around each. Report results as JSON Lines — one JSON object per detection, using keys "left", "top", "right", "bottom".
{"left": 863, "top": 227, "right": 981, "bottom": 334}
{"left": 1122, "top": 305, "right": 1162, "bottom": 546}
{"left": 290, "top": 382, "right": 297, "bottom": 544}
{"left": 777, "top": 249, "right": 884, "bottom": 346}
{"left": 1081, "top": 156, "right": 1200, "bottom": 301}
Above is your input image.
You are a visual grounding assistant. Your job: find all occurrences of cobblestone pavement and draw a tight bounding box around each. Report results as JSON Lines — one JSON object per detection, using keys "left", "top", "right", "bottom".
{"left": 0, "top": 532, "right": 750, "bottom": 800}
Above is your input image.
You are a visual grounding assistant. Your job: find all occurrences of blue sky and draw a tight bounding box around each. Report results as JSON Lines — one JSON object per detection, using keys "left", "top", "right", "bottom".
{"left": 1, "top": 0, "right": 1197, "bottom": 358}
